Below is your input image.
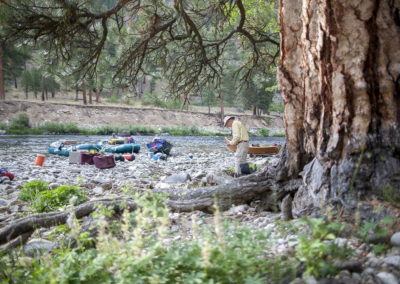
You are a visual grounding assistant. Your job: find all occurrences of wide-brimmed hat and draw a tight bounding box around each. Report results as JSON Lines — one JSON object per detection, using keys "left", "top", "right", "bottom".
{"left": 223, "top": 116, "right": 235, "bottom": 126}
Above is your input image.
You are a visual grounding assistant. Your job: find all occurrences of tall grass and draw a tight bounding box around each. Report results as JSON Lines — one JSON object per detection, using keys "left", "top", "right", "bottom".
{"left": 2, "top": 116, "right": 227, "bottom": 136}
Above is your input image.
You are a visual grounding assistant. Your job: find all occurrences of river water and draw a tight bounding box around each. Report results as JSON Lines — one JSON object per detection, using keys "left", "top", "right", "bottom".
{"left": 0, "top": 135, "right": 285, "bottom": 158}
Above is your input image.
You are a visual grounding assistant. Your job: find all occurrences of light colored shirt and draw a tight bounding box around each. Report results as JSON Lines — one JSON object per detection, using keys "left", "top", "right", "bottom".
{"left": 231, "top": 120, "right": 249, "bottom": 146}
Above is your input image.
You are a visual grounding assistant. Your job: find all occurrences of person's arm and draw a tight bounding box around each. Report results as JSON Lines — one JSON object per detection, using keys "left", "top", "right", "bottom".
{"left": 230, "top": 122, "right": 241, "bottom": 145}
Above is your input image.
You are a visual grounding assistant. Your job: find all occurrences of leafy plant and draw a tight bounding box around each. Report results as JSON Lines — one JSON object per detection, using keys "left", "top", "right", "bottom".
{"left": 269, "top": 102, "right": 284, "bottom": 113}
{"left": 256, "top": 128, "right": 269, "bottom": 136}
{"left": 357, "top": 219, "right": 393, "bottom": 244}
{"left": 381, "top": 185, "right": 400, "bottom": 207}
{"left": 33, "top": 185, "right": 88, "bottom": 213}
{"left": 273, "top": 132, "right": 285, "bottom": 137}
{"left": 1, "top": 193, "right": 301, "bottom": 283}
{"left": 9, "top": 113, "right": 30, "bottom": 129}
{"left": 296, "top": 218, "right": 353, "bottom": 278}
{"left": 19, "top": 180, "right": 50, "bottom": 202}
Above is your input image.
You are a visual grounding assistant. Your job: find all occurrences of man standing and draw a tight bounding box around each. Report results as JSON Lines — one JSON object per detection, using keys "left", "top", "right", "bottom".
{"left": 224, "top": 116, "right": 249, "bottom": 177}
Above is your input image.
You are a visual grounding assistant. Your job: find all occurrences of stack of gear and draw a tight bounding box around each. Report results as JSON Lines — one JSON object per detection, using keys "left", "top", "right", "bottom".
{"left": 0, "top": 168, "right": 14, "bottom": 183}
{"left": 146, "top": 137, "right": 173, "bottom": 155}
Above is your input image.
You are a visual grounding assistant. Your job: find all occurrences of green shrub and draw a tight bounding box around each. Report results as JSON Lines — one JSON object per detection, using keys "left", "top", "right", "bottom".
{"left": 9, "top": 113, "right": 30, "bottom": 129}
{"left": 357, "top": 216, "right": 394, "bottom": 244}
{"left": 19, "top": 180, "right": 50, "bottom": 202}
{"left": 38, "top": 122, "right": 81, "bottom": 134}
{"left": 1, "top": 193, "right": 300, "bottom": 283}
{"left": 33, "top": 185, "right": 88, "bottom": 213}
{"left": 273, "top": 132, "right": 286, "bottom": 137}
{"left": 19, "top": 181, "right": 87, "bottom": 213}
{"left": 107, "top": 94, "right": 120, "bottom": 104}
{"left": 142, "top": 92, "right": 166, "bottom": 108}
{"left": 296, "top": 218, "right": 353, "bottom": 278}
{"left": 269, "top": 102, "right": 284, "bottom": 113}
{"left": 256, "top": 128, "right": 270, "bottom": 136}
{"left": 382, "top": 185, "right": 400, "bottom": 206}
{"left": 164, "top": 98, "right": 182, "bottom": 110}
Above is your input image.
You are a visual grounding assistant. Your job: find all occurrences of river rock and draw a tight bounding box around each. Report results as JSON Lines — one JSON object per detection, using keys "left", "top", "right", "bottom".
{"left": 23, "top": 239, "right": 57, "bottom": 256}
{"left": 224, "top": 204, "right": 249, "bottom": 216}
{"left": 391, "top": 233, "right": 400, "bottom": 247}
{"left": 92, "top": 187, "right": 104, "bottom": 195}
{"left": 383, "top": 255, "right": 400, "bottom": 268}
{"left": 376, "top": 272, "right": 399, "bottom": 284}
{"left": 49, "top": 183, "right": 60, "bottom": 189}
{"left": 0, "top": 198, "right": 9, "bottom": 206}
{"left": 163, "top": 173, "right": 191, "bottom": 184}
{"left": 205, "top": 173, "right": 229, "bottom": 185}
{"left": 155, "top": 182, "right": 172, "bottom": 189}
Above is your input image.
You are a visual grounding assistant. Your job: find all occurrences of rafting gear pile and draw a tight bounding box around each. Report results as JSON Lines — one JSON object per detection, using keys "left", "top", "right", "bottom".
{"left": 0, "top": 169, "right": 14, "bottom": 183}
{"left": 48, "top": 139, "right": 141, "bottom": 157}
{"left": 147, "top": 138, "right": 173, "bottom": 156}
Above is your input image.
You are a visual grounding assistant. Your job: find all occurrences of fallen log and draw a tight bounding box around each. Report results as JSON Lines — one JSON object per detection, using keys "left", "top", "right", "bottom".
{"left": 0, "top": 199, "right": 137, "bottom": 247}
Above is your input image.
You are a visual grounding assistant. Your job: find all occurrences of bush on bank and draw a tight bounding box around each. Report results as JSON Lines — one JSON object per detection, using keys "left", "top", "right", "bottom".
{"left": 0, "top": 114, "right": 232, "bottom": 136}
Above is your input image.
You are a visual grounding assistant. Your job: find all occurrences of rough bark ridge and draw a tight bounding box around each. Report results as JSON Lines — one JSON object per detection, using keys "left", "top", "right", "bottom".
{"left": 279, "top": 0, "right": 400, "bottom": 213}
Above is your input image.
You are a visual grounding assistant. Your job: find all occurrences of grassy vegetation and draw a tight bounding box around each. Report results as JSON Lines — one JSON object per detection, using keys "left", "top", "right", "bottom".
{"left": 1, "top": 192, "right": 300, "bottom": 283}
{"left": 19, "top": 181, "right": 88, "bottom": 213}
{"left": 273, "top": 132, "right": 286, "bottom": 137}
{"left": 0, "top": 114, "right": 231, "bottom": 136}
{"left": 3, "top": 188, "right": 392, "bottom": 282}
{"left": 256, "top": 128, "right": 270, "bottom": 136}
{"left": 269, "top": 102, "right": 284, "bottom": 113}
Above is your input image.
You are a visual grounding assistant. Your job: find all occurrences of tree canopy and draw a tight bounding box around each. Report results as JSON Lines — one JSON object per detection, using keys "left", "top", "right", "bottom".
{"left": 2, "top": 0, "right": 279, "bottom": 97}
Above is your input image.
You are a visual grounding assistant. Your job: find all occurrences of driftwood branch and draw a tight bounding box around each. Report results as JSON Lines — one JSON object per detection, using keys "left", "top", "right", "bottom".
{"left": 0, "top": 199, "right": 137, "bottom": 247}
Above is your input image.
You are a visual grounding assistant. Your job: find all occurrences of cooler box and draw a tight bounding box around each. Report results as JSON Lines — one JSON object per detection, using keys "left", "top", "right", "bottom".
{"left": 93, "top": 155, "right": 116, "bottom": 169}
{"left": 69, "top": 151, "right": 80, "bottom": 164}
{"left": 79, "top": 152, "right": 99, "bottom": 165}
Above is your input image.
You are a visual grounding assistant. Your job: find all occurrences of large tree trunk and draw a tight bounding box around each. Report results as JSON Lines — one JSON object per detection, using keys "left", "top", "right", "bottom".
{"left": 95, "top": 88, "right": 100, "bottom": 103}
{"left": 82, "top": 86, "right": 87, "bottom": 105}
{"left": 89, "top": 89, "right": 93, "bottom": 104}
{"left": 219, "top": 91, "right": 225, "bottom": 126}
{"left": 278, "top": 0, "right": 400, "bottom": 214}
{"left": 41, "top": 77, "right": 45, "bottom": 101}
{"left": 0, "top": 44, "right": 5, "bottom": 101}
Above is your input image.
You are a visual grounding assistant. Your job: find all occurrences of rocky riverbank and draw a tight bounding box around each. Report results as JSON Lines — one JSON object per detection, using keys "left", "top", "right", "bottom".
{"left": 0, "top": 135, "right": 400, "bottom": 283}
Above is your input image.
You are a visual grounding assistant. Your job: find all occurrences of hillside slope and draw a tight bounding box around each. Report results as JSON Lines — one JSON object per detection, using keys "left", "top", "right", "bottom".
{"left": 0, "top": 100, "right": 283, "bottom": 131}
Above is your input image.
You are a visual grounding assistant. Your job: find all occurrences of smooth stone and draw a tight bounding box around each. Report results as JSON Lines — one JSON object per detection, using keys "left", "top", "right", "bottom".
{"left": 49, "top": 183, "right": 61, "bottom": 189}
{"left": 10, "top": 205, "right": 19, "bottom": 213}
{"left": 383, "top": 255, "right": 400, "bottom": 268}
{"left": 391, "top": 233, "right": 400, "bottom": 247}
{"left": 92, "top": 187, "right": 104, "bottom": 195}
{"left": 334, "top": 260, "right": 363, "bottom": 273}
{"left": 154, "top": 182, "right": 172, "bottom": 189}
{"left": 376, "top": 272, "right": 399, "bottom": 284}
{"left": 224, "top": 204, "right": 249, "bottom": 216}
{"left": 0, "top": 198, "right": 9, "bottom": 206}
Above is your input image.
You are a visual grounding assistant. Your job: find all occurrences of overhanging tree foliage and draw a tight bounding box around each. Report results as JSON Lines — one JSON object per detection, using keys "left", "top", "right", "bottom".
{"left": 2, "top": 0, "right": 279, "bottom": 98}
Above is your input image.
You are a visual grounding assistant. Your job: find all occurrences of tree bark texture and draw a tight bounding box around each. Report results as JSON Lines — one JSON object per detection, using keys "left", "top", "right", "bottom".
{"left": 0, "top": 44, "right": 5, "bottom": 101}
{"left": 279, "top": 0, "right": 400, "bottom": 213}
{"left": 95, "top": 88, "right": 100, "bottom": 103}
{"left": 82, "top": 87, "right": 87, "bottom": 105}
{"left": 89, "top": 89, "right": 93, "bottom": 104}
